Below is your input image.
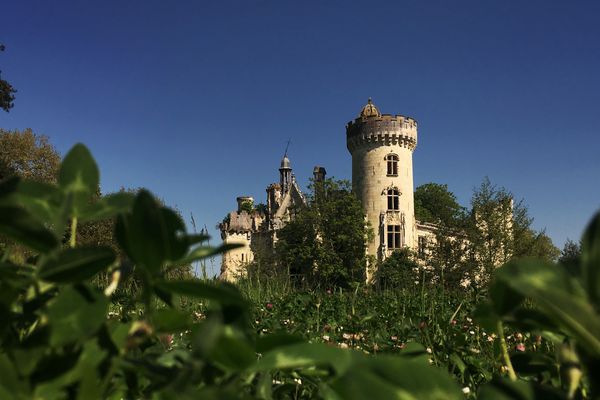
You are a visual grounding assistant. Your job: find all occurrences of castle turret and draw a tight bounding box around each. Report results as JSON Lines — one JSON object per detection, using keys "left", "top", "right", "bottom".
{"left": 346, "top": 98, "right": 418, "bottom": 263}
{"left": 279, "top": 155, "right": 292, "bottom": 195}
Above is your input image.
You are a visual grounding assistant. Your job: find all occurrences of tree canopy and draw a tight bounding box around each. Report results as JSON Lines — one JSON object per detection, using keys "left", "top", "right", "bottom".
{"left": 466, "top": 177, "right": 559, "bottom": 282}
{"left": 275, "top": 178, "right": 370, "bottom": 288}
{"left": 376, "top": 248, "right": 419, "bottom": 289}
{"left": 0, "top": 44, "right": 16, "bottom": 112}
{"left": 0, "top": 128, "right": 61, "bottom": 183}
{"left": 414, "top": 183, "right": 466, "bottom": 228}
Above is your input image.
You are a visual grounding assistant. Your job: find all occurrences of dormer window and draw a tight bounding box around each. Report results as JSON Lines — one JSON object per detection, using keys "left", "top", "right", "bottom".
{"left": 386, "top": 154, "right": 398, "bottom": 176}
{"left": 387, "top": 188, "right": 400, "bottom": 210}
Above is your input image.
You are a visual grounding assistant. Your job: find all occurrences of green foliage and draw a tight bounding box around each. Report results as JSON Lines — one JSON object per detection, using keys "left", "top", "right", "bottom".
{"left": 0, "top": 143, "right": 470, "bottom": 399}
{"left": 466, "top": 177, "right": 560, "bottom": 283}
{"left": 376, "top": 248, "right": 419, "bottom": 289}
{"left": 0, "top": 44, "right": 16, "bottom": 112}
{"left": 275, "top": 178, "right": 370, "bottom": 288}
{"left": 560, "top": 239, "right": 581, "bottom": 276}
{"left": 474, "top": 210, "right": 600, "bottom": 399}
{"left": 0, "top": 128, "right": 61, "bottom": 183}
{"left": 415, "top": 183, "right": 466, "bottom": 228}
{"left": 254, "top": 202, "right": 268, "bottom": 215}
{"left": 239, "top": 199, "right": 254, "bottom": 213}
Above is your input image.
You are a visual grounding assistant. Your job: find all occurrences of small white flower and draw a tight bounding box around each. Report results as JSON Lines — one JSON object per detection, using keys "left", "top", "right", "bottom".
{"left": 426, "top": 347, "right": 432, "bottom": 354}
{"left": 322, "top": 335, "right": 330, "bottom": 341}
{"left": 462, "top": 387, "right": 470, "bottom": 394}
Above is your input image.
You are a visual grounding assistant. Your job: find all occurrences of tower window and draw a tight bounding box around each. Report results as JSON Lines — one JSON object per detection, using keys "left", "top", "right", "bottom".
{"left": 386, "top": 154, "right": 398, "bottom": 176}
{"left": 387, "top": 225, "right": 402, "bottom": 249}
{"left": 387, "top": 188, "right": 400, "bottom": 210}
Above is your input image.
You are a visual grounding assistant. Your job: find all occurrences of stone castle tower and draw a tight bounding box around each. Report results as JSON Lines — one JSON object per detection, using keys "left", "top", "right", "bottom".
{"left": 346, "top": 99, "right": 418, "bottom": 261}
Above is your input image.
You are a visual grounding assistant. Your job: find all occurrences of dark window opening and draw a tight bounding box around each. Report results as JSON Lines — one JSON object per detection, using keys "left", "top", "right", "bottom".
{"left": 387, "top": 188, "right": 400, "bottom": 210}
{"left": 386, "top": 154, "right": 398, "bottom": 176}
{"left": 387, "top": 225, "right": 402, "bottom": 249}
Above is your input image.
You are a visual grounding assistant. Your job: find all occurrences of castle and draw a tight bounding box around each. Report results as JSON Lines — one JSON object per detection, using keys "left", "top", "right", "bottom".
{"left": 219, "top": 99, "right": 438, "bottom": 281}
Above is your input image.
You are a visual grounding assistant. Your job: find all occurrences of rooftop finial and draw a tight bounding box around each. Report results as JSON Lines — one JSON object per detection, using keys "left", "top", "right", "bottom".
{"left": 283, "top": 139, "right": 291, "bottom": 158}
{"left": 360, "top": 98, "right": 381, "bottom": 118}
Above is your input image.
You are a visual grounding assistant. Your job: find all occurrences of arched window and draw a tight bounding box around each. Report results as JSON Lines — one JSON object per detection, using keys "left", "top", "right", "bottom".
{"left": 386, "top": 154, "right": 398, "bottom": 176}
{"left": 387, "top": 188, "right": 400, "bottom": 210}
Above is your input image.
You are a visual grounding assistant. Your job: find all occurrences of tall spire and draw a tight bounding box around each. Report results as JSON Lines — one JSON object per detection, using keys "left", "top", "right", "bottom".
{"left": 279, "top": 142, "right": 292, "bottom": 194}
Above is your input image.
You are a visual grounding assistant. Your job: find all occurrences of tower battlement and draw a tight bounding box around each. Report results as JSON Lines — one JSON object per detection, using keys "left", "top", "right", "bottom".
{"left": 346, "top": 114, "right": 418, "bottom": 153}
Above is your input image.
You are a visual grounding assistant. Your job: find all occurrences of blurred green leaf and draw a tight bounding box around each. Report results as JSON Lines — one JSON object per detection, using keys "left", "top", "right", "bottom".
{"left": 255, "top": 342, "right": 353, "bottom": 376}
{"left": 0, "top": 206, "right": 58, "bottom": 252}
{"left": 330, "top": 355, "right": 462, "bottom": 400}
{"left": 171, "top": 243, "right": 243, "bottom": 266}
{"left": 581, "top": 211, "right": 600, "bottom": 309}
{"left": 116, "top": 190, "right": 187, "bottom": 272}
{"left": 156, "top": 280, "right": 246, "bottom": 306}
{"left": 0, "top": 176, "right": 19, "bottom": 199}
{"left": 152, "top": 308, "right": 192, "bottom": 333}
{"left": 78, "top": 191, "right": 135, "bottom": 222}
{"left": 255, "top": 332, "right": 304, "bottom": 353}
{"left": 58, "top": 144, "right": 99, "bottom": 217}
{"left": 511, "top": 352, "right": 558, "bottom": 377}
{"left": 58, "top": 144, "right": 99, "bottom": 196}
{"left": 497, "top": 259, "right": 600, "bottom": 357}
{"left": 0, "top": 353, "right": 29, "bottom": 399}
{"left": 210, "top": 328, "right": 256, "bottom": 371}
{"left": 13, "top": 180, "right": 63, "bottom": 224}
{"left": 489, "top": 278, "right": 524, "bottom": 316}
{"left": 47, "top": 285, "right": 109, "bottom": 347}
{"left": 473, "top": 302, "right": 500, "bottom": 334}
{"left": 38, "top": 246, "right": 116, "bottom": 283}
{"left": 478, "top": 378, "right": 564, "bottom": 400}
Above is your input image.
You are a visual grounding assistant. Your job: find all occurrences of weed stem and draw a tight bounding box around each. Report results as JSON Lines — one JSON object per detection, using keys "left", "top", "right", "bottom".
{"left": 497, "top": 320, "right": 517, "bottom": 381}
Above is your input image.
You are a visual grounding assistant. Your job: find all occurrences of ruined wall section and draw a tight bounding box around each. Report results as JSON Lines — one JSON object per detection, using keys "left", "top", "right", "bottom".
{"left": 219, "top": 210, "right": 265, "bottom": 281}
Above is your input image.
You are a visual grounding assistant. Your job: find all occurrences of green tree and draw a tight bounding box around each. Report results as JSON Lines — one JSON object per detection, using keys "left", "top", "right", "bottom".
{"left": 275, "top": 178, "right": 370, "bottom": 288}
{"left": 559, "top": 238, "right": 581, "bottom": 275}
{"left": 0, "top": 44, "right": 16, "bottom": 112}
{"left": 466, "top": 177, "right": 559, "bottom": 283}
{"left": 414, "top": 183, "right": 466, "bottom": 228}
{"left": 0, "top": 128, "right": 61, "bottom": 183}
{"left": 413, "top": 183, "right": 471, "bottom": 288}
{"left": 376, "top": 248, "right": 419, "bottom": 289}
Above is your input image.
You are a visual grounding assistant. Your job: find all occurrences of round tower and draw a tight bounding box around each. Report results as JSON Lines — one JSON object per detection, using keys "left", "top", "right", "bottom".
{"left": 346, "top": 99, "right": 418, "bottom": 262}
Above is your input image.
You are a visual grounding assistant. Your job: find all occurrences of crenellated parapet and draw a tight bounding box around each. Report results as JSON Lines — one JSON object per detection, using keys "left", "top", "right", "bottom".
{"left": 346, "top": 114, "right": 418, "bottom": 153}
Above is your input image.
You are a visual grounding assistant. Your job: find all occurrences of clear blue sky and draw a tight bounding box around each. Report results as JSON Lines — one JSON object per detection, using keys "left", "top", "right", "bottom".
{"left": 2, "top": 1, "right": 599, "bottom": 276}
